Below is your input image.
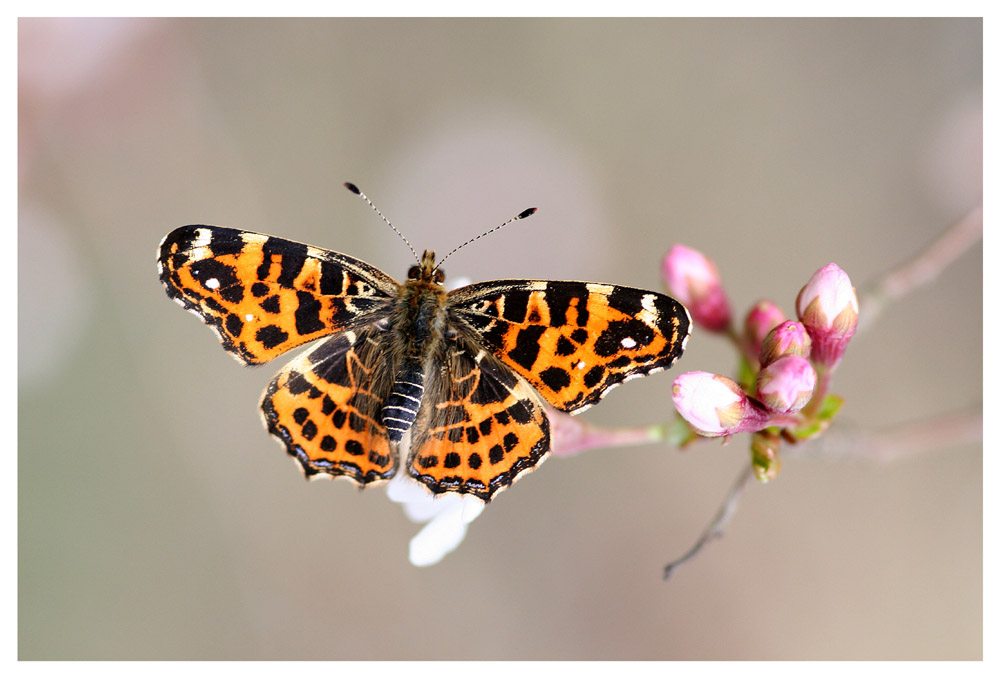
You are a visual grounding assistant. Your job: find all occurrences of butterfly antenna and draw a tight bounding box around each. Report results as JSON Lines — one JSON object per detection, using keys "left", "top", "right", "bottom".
{"left": 436, "top": 207, "right": 537, "bottom": 269}
{"left": 344, "top": 182, "right": 420, "bottom": 264}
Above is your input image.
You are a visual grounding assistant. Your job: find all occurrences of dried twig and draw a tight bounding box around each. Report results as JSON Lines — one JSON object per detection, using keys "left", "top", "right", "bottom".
{"left": 663, "top": 407, "right": 981, "bottom": 580}
{"left": 663, "top": 462, "right": 755, "bottom": 580}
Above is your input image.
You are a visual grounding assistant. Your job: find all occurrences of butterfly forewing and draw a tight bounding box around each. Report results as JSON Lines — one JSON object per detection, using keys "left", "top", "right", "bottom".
{"left": 158, "top": 225, "right": 397, "bottom": 365}
{"left": 448, "top": 280, "right": 691, "bottom": 413}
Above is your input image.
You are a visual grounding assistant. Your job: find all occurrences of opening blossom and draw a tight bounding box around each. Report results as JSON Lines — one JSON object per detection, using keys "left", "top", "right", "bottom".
{"left": 661, "top": 244, "right": 731, "bottom": 332}
{"left": 671, "top": 371, "right": 768, "bottom": 437}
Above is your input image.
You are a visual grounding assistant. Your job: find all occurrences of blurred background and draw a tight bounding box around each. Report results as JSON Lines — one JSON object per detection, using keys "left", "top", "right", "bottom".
{"left": 19, "top": 18, "right": 982, "bottom": 660}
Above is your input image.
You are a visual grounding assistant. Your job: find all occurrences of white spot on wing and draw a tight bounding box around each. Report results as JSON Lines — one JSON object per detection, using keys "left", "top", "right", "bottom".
{"left": 191, "top": 228, "right": 213, "bottom": 249}
{"left": 621, "top": 337, "right": 636, "bottom": 349}
{"left": 205, "top": 278, "right": 220, "bottom": 290}
{"left": 641, "top": 293, "right": 658, "bottom": 314}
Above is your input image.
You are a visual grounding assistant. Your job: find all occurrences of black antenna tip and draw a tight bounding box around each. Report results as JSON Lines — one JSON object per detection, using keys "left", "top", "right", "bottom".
{"left": 344, "top": 182, "right": 361, "bottom": 195}
{"left": 518, "top": 207, "right": 538, "bottom": 219}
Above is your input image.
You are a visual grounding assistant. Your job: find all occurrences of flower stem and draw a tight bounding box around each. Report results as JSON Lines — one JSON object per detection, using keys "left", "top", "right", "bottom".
{"left": 801, "top": 365, "right": 833, "bottom": 418}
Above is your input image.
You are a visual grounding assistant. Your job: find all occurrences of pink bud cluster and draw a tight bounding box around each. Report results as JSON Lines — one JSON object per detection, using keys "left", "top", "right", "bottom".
{"left": 664, "top": 250, "right": 858, "bottom": 444}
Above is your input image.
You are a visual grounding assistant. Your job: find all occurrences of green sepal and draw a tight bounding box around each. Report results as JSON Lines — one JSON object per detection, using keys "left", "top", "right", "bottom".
{"left": 736, "top": 355, "right": 756, "bottom": 394}
{"left": 666, "top": 417, "right": 702, "bottom": 448}
{"left": 789, "top": 394, "right": 844, "bottom": 440}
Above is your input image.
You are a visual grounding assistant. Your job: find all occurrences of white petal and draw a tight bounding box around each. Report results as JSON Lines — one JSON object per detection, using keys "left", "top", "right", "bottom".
{"left": 409, "top": 503, "right": 469, "bottom": 567}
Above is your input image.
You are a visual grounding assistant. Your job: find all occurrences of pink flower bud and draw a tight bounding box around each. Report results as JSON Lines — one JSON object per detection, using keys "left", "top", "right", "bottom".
{"left": 744, "top": 300, "right": 787, "bottom": 358}
{"left": 756, "top": 354, "right": 817, "bottom": 414}
{"left": 796, "top": 263, "right": 859, "bottom": 369}
{"left": 759, "top": 320, "right": 812, "bottom": 367}
{"left": 661, "top": 245, "right": 731, "bottom": 332}
{"left": 672, "top": 371, "right": 769, "bottom": 437}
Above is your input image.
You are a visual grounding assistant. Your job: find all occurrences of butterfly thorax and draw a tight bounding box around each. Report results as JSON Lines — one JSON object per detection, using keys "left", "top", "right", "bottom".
{"left": 381, "top": 250, "right": 450, "bottom": 442}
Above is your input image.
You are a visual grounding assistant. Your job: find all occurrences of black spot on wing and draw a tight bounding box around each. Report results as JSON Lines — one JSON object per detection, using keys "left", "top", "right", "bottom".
{"left": 261, "top": 295, "right": 281, "bottom": 314}
{"left": 225, "top": 313, "right": 243, "bottom": 337}
{"left": 256, "top": 325, "right": 289, "bottom": 349}
{"left": 508, "top": 325, "right": 546, "bottom": 370}
{"left": 606, "top": 286, "right": 644, "bottom": 316}
{"left": 555, "top": 336, "right": 576, "bottom": 356}
{"left": 539, "top": 366, "right": 571, "bottom": 392}
{"left": 318, "top": 260, "right": 346, "bottom": 296}
{"left": 489, "top": 444, "right": 504, "bottom": 464}
{"left": 503, "top": 432, "right": 519, "bottom": 452}
{"left": 295, "top": 290, "right": 325, "bottom": 335}
{"left": 584, "top": 365, "right": 605, "bottom": 388}
{"left": 501, "top": 290, "right": 530, "bottom": 323}
{"left": 544, "top": 282, "right": 590, "bottom": 327}
{"left": 285, "top": 370, "right": 310, "bottom": 395}
{"left": 265, "top": 239, "right": 308, "bottom": 287}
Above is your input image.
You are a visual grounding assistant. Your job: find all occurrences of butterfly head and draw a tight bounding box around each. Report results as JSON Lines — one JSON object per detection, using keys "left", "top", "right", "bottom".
{"left": 409, "top": 249, "right": 445, "bottom": 284}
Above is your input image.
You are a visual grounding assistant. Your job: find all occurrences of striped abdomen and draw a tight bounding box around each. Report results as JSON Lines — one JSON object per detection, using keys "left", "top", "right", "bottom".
{"left": 381, "top": 360, "right": 425, "bottom": 442}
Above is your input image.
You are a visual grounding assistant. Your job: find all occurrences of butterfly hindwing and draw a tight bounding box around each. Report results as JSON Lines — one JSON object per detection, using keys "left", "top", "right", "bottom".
{"left": 407, "top": 338, "right": 550, "bottom": 501}
{"left": 260, "top": 326, "right": 397, "bottom": 484}
{"left": 448, "top": 280, "right": 691, "bottom": 414}
{"left": 158, "top": 225, "right": 397, "bottom": 365}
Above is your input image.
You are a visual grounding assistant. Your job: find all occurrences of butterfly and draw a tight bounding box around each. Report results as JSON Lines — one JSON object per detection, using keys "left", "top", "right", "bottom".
{"left": 157, "top": 185, "right": 690, "bottom": 502}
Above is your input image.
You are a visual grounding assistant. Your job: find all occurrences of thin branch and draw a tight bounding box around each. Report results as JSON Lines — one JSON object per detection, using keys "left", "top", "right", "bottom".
{"left": 663, "top": 462, "right": 755, "bottom": 581}
{"left": 858, "top": 205, "right": 982, "bottom": 333}
{"left": 783, "top": 407, "right": 982, "bottom": 464}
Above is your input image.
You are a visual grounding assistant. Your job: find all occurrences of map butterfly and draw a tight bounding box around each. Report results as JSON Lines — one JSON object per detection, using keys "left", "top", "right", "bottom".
{"left": 157, "top": 185, "right": 691, "bottom": 501}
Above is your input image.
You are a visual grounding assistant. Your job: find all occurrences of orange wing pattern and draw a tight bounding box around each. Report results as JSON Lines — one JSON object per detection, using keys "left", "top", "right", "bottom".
{"left": 407, "top": 339, "right": 549, "bottom": 501}
{"left": 260, "top": 327, "right": 397, "bottom": 484}
{"left": 449, "top": 280, "right": 690, "bottom": 414}
{"left": 158, "top": 226, "right": 397, "bottom": 365}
